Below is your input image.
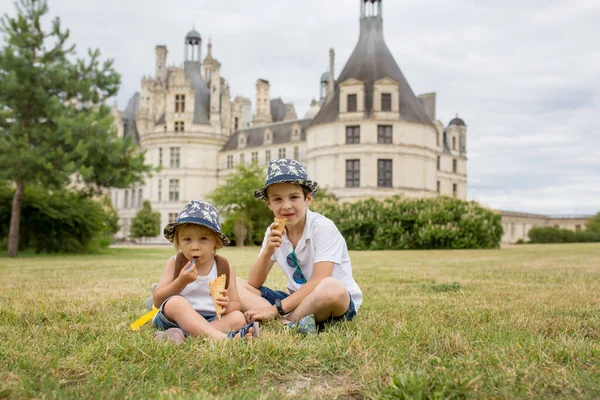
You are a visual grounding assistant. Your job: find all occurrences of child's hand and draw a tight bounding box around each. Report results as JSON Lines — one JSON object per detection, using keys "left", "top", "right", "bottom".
{"left": 265, "top": 223, "right": 284, "bottom": 254}
{"left": 215, "top": 289, "right": 229, "bottom": 312}
{"left": 177, "top": 259, "right": 197, "bottom": 285}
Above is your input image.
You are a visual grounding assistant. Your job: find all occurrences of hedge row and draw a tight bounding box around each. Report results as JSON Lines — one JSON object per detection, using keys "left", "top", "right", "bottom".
{"left": 527, "top": 227, "right": 600, "bottom": 243}
{"left": 311, "top": 196, "right": 503, "bottom": 250}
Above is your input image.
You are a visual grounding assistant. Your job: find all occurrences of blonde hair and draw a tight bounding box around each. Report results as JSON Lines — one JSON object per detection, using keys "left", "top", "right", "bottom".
{"left": 173, "top": 223, "right": 223, "bottom": 251}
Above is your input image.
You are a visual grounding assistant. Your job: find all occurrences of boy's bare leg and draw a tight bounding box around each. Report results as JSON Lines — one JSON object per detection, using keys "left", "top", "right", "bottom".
{"left": 210, "top": 310, "right": 247, "bottom": 333}
{"left": 286, "top": 277, "right": 350, "bottom": 323}
{"left": 236, "top": 277, "right": 272, "bottom": 312}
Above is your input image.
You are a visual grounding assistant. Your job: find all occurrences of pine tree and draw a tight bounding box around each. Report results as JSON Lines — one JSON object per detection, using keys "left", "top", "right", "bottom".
{"left": 0, "top": 0, "right": 152, "bottom": 256}
{"left": 130, "top": 200, "right": 160, "bottom": 241}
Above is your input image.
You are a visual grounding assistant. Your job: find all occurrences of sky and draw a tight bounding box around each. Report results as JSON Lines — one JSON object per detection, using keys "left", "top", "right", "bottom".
{"left": 1, "top": 0, "right": 599, "bottom": 216}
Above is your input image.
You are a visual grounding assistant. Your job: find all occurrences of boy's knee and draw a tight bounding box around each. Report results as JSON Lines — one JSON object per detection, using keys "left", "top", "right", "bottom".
{"left": 163, "top": 295, "right": 189, "bottom": 313}
{"left": 315, "top": 277, "right": 348, "bottom": 305}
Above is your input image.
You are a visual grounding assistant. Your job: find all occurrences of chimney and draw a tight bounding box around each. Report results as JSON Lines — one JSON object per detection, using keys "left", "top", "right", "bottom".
{"left": 328, "top": 48, "right": 335, "bottom": 96}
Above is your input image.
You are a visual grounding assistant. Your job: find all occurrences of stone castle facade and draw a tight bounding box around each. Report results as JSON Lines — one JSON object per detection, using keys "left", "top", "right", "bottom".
{"left": 111, "top": 0, "right": 469, "bottom": 242}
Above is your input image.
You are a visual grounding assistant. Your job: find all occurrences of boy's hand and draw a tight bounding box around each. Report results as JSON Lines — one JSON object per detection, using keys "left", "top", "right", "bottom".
{"left": 214, "top": 289, "right": 229, "bottom": 312}
{"left": 245, "top": 305, "right": 279, "bottom": 322}
{"left": 265, "top": 222, "right": 284, "bottom": 254}
{"left": 177, "top": 260, "right": 197, "bottom": 285}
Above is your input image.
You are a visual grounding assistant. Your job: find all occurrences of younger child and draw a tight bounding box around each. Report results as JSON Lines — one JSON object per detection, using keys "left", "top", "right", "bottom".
{"left": 238, "top": 159, "right": 362, "bottom": 333}
{"left": 152, "top": 200, "right": 258, "bottom": 342}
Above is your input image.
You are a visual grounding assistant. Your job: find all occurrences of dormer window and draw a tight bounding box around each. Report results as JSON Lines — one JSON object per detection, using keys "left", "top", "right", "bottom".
{"left": 381, "top": 93, "right": 392, "bottom": 112}
{"left": 347, "top": 94, "right": 357, "bottom": 112}
{"left": 263, "top": 128, "right": 273, "bottom": 146}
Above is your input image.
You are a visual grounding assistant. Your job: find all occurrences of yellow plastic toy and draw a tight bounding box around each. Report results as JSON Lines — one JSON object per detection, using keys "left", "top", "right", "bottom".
{"left": 130, "top": 307, "right": 158, "bottom": 331}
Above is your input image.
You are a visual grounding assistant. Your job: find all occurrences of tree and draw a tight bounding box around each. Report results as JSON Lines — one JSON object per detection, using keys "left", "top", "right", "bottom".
{"left": 0, "top": 0, "right": 152, "bottom": 257}
{"left": 130, "top": 200, "right": 160, "bottom": 241}
{"left": 209, "top": 162, "right": 272, "bottom": 246}
{"left": 585, "top": 212, "right": 600, "bottom": 233}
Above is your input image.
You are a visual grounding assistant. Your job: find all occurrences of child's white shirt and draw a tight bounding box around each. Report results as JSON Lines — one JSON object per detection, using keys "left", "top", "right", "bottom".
{"left": 260, "top": 209, "right": 363, "bottom": 312}
{"left": 172, "top": 255, "right": 218, "bottom": 314}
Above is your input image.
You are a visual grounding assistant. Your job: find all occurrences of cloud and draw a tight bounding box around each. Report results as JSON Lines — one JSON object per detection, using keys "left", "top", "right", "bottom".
{"left": 1, "top": 0, "right": 598, "bottom": 215}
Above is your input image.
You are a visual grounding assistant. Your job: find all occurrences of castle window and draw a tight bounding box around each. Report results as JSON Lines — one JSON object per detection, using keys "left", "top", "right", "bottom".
{"left": 170, "top": 147, "right": 180, "bottom": 168}
{"left": 124, "top": 190, "right": 129, "bottom": 209}
{"left": 279, "top": 148, "right": 286, "bottom": 159}
{"left": 130, "top": 189, "right": 135, "bottom": 208}
{"left": 347, "top": 94, "right": 357, "bottom": 112}
{"left": 437, "top": 132, "right": 440, "bottom": 146}
{"left": 265, "top": 150, "right": 271, "bottom": 164}
{"left": 138, "top": 189, "right": 143, "bottom": 207}
{"left": 346, "top": 126, "right": 360, "bottom": 144}
{"left": 114, "top": 192, "right": 119, "bottom": 209}
{"left": 175, "top": 95, "right": 185, "bottom": 113}
{"left": 452, "top": 183, "right": 458, "bottom": 197}
{"left": 437, "top": 156, "right": 440, "bottom": 171}
{"left": 575, "top": 225, "right": 582, "bottom": 231}
{"left": 227, "top": 155, "right": 234, "bottom": 169}
{"left": 294, "top": 146, "right": 299, "bottom": 161}
{"left": 175, "top": 121, "right": 185, "bottom": 132}
{"left": 159, "top": 147, "right": 163, "bottom": 167}
{"left": 381, "top": 93, "right": 392, "bottom": 112}
{"left": 452, "top": 136, "right": 456, "bottom": 150}
{"left": 437, "top": 181, "right": 440, "bottom": 193}
{"left": 251, "top": 152, "right": 258, "bottom": 163}
{"left": 346, "top": 159, "right": 360, "bottom": 187}
{"left": 452, "top": 159, "right": 457, "bottom": 173}
{"left": 169, "top": 179, "right": 180, "bottom": 202}
{"left": 234, "top": 117, "right": 239, "bottom": 131}
{"left": 240, "top": 153, "right": 245, "bottom": 165}
{"left": 158, "top": 180, "right": 162, "bottom": 202}
{"left": 377, "top": 159, "right": 392, "bottom": 187}
{"left": 377, "top": 125, "right": 392, "bottom": 144}
{"left": 169, "top": 213, "right": 178, "bottom": 224}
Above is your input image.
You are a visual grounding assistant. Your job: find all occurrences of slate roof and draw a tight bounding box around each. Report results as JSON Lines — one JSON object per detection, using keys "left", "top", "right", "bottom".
{"left": 222, "top": 119, "right": 311, "bottom": 151}
{"left": 312, "top": 14, "right": 433, "bottom": 126}
{"left": 120, "top": 92, "right": 140, "bottom": 144}
{"left": 184, "top": 61, "right": 211, "bottom": 124}
{"left": 270, "top": 98, "right": 286, "bottom": 122}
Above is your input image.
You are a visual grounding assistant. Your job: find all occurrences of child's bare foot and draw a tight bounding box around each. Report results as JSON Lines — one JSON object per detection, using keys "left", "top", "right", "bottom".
{"left": 226, "top": 321, "right": 259, "bottom": 340}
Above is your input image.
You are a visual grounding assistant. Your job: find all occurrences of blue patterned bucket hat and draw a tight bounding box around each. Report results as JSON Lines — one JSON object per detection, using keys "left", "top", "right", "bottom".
{"left": 163, "top": 200, "right": 230, "bottom": 246}
{"left": 254, "top": 159, "right": 319, "bottom": 200}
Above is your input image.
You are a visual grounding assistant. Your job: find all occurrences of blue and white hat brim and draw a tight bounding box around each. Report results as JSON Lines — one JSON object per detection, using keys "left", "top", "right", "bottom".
{"left": 164, "top": 217, "right": 230, "bottom": 246}
{"left": 254, "top": 174, "right": 319, "bottom": 200}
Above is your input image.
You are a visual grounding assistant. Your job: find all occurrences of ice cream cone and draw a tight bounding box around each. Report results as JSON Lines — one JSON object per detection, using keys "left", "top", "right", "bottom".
{"left": 273, "top": 216, "right": 287, "bottom": 233}
{"left": 209, "top": 274, "right": 227, "bottom": 319}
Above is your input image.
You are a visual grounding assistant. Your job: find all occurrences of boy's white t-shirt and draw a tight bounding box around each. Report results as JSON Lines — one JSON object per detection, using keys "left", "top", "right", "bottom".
{"left": 175, "top": 256, "right": 218, "bottom": 314}
{"left": 259, "top": 209, "right": 363, "bottom": 312}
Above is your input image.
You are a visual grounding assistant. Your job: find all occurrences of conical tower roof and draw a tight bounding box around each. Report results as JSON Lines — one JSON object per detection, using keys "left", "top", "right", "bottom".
{"left": 313, "top": 5, "right": 433, "bottom": 126}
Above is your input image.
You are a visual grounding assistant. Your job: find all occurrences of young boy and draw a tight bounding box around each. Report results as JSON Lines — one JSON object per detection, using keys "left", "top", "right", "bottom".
{"left": 238, "top": 159, "right": 362, "bottom": 332}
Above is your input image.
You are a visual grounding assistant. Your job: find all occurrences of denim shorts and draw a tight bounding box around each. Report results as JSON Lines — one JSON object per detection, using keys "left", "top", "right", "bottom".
{"left": 259, "top": 286, "right": 357, "bottom": 326}
{"left": 152, "top": 295, "right": 217, "bottom": 336}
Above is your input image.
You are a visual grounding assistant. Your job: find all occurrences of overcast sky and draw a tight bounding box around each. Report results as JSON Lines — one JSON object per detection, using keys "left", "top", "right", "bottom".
{"left": 2, "top": 0, "right": 599, "bottom": 216}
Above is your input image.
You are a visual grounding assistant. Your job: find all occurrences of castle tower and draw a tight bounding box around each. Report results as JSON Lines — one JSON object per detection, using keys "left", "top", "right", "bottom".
{"left": 203, "top": 39, "right": 214, "bottom": 82}
{"left": 253, "top": 79, "right": 272, "bottom": 126}
{"left": 184, "top": 29, "right": 202, "bottom": 62}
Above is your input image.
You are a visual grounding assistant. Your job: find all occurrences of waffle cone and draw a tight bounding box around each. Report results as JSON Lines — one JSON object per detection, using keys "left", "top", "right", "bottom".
{"left": 209, "top": 274, "right": 227, "bottom": 319}
{"left": 273, "top": 216, "right": 287, "bottom": 233}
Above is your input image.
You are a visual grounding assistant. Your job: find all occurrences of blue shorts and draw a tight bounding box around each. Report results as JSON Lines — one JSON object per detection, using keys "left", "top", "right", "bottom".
{"left": 152, "top": 295, "right": 217, "bottom": 336}
{"left": 259, "top": 286, "right": 357, "bottom": 326}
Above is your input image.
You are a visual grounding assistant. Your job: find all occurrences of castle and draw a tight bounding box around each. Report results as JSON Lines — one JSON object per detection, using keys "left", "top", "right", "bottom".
{"left": 111, "top": 0, "right": 468, "bottom": 242}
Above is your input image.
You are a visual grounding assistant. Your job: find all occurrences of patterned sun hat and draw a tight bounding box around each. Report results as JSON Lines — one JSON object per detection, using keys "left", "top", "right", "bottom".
{"left": 254, "top": 159, "right": 319, "bottom": 200}
{"left": 163, "top": 200, "right": 230, "bottom": 246}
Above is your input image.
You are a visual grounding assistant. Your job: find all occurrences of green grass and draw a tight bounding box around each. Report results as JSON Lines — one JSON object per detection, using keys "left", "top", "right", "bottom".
{"left": 1, "top": 243, "right": 599, "bottom": 399}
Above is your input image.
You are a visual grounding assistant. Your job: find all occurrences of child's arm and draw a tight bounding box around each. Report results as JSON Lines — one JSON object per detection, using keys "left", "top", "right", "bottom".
{"left": 153, "top": 257, "right": 196, "bottom": 308}
{"left": 247, "top": 223, "right": 280, "bottom": 288}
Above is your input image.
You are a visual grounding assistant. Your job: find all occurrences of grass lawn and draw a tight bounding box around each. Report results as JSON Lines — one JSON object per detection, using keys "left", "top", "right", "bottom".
{"left": 1, "top": 243, "right": 599, "bottom": 399}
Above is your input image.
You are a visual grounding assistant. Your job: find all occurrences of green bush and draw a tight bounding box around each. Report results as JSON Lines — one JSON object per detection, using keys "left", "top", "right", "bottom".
{"left": 528, "top": 227, "right": 600, "bottom": 244}
{"left": 0, "top": 182, "right": 118, "bottom": 253}
{"left": 311, "top": 196, "right": 502, "bottom": 250}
